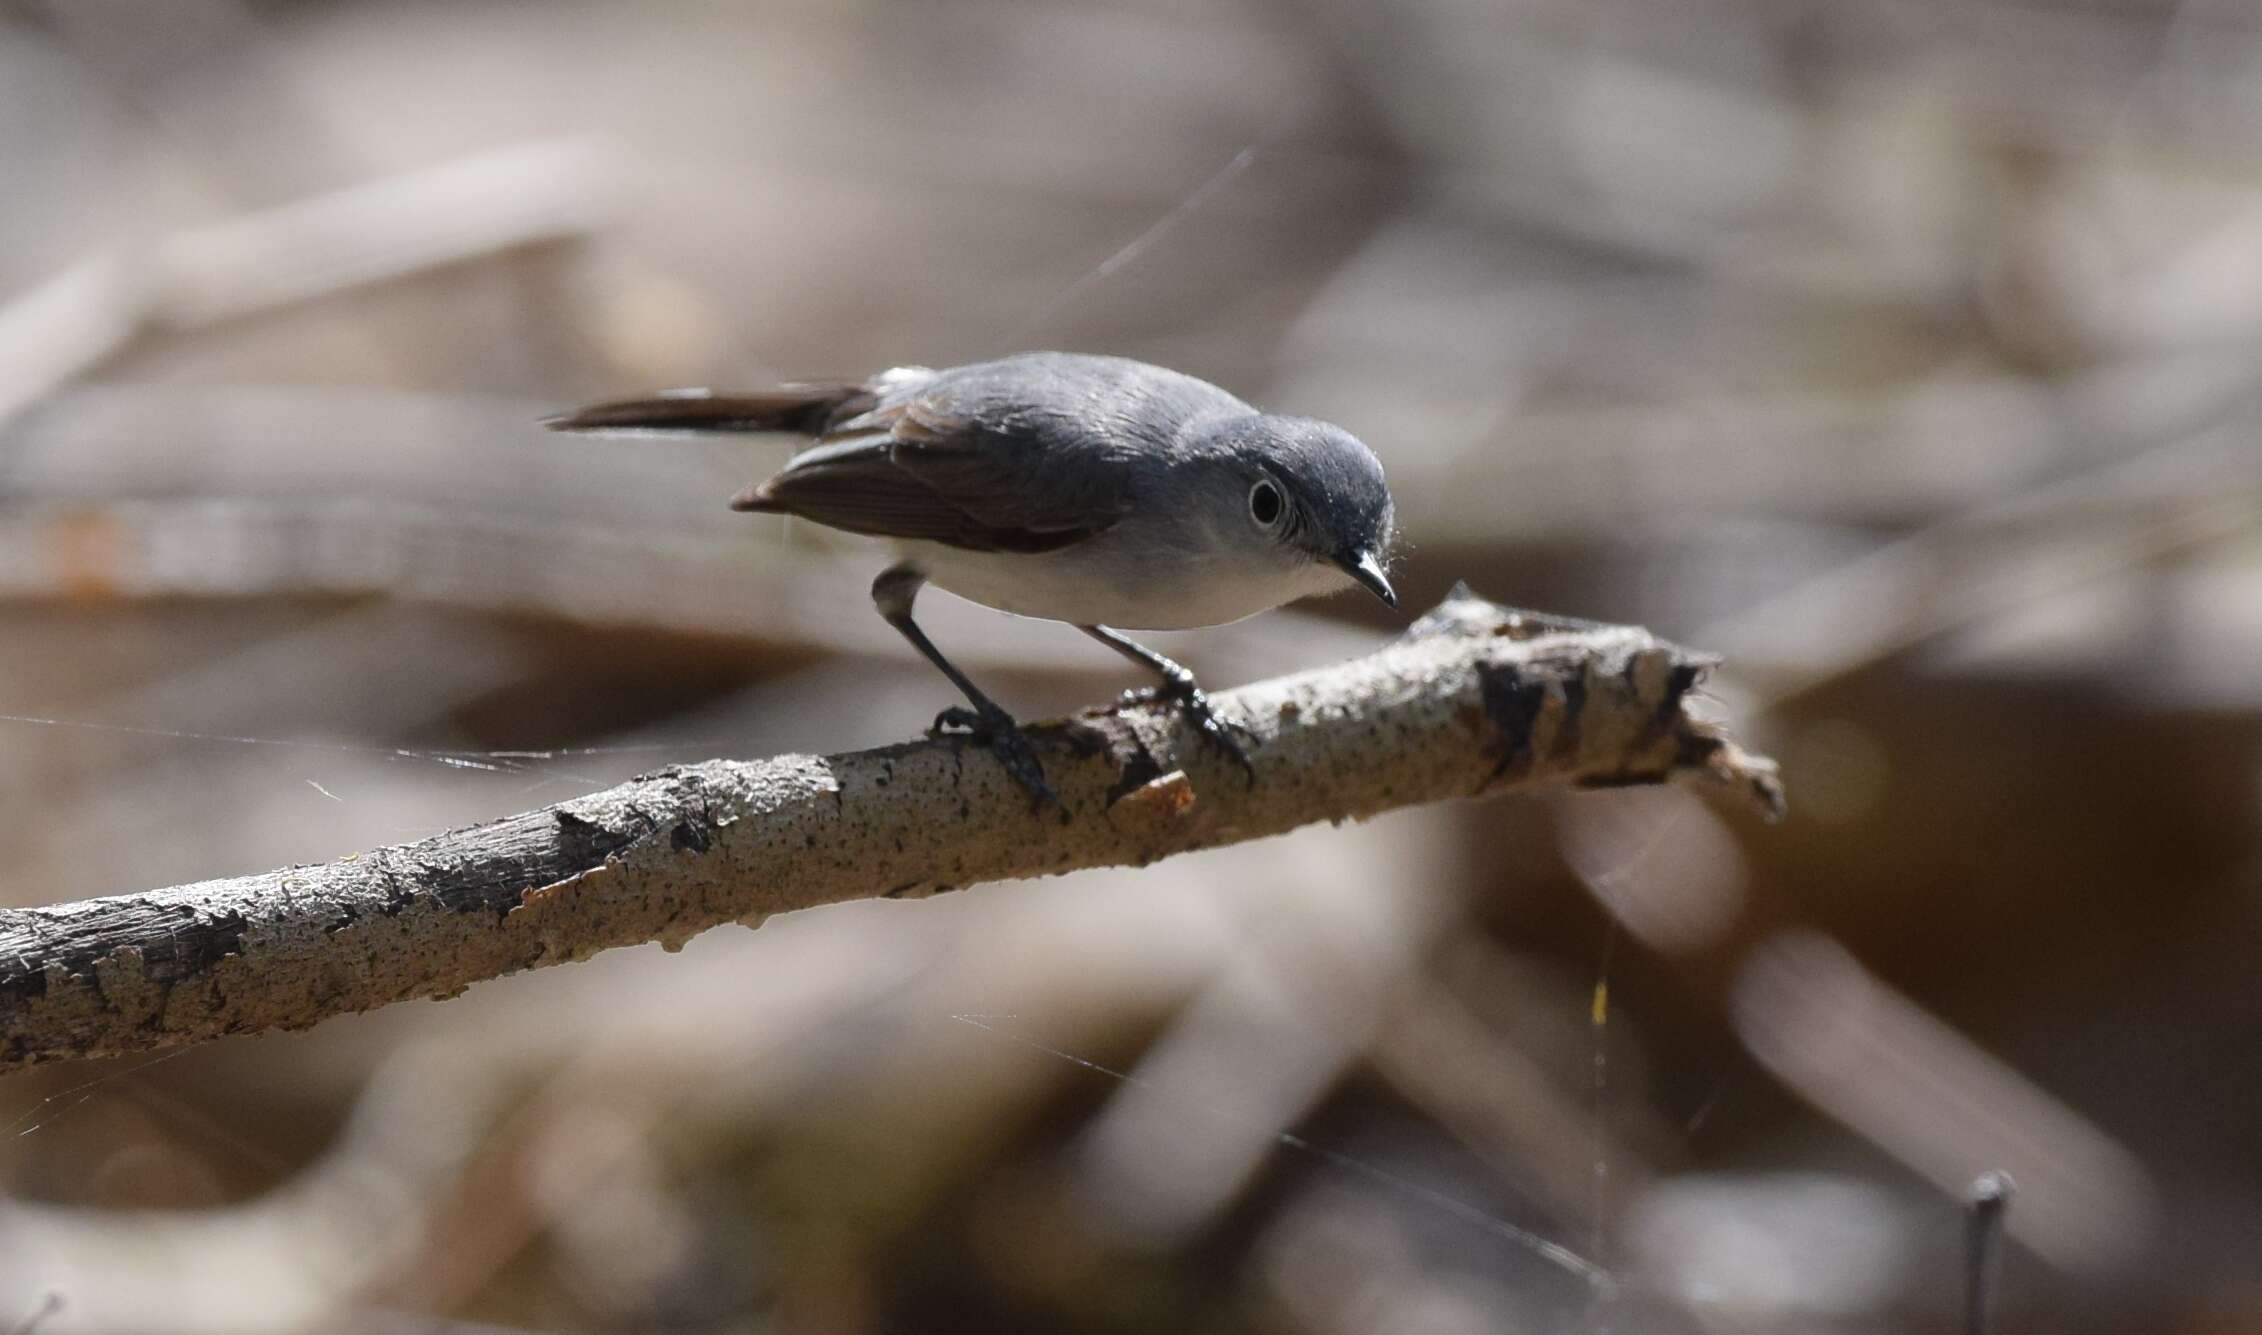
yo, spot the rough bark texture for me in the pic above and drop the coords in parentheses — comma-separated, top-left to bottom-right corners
(0, 588, 1780, 1072)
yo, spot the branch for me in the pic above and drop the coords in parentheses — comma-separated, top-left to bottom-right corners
(0, 588, 1780, 1072)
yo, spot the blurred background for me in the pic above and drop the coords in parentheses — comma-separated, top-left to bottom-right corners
(2, 0, 2260, 1330)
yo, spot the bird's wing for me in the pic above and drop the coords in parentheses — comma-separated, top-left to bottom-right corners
(731, 376, 1134, 555)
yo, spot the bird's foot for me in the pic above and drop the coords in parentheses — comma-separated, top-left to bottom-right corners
(1120, 676, 1258, 786)
(929, 704, 1061, 815)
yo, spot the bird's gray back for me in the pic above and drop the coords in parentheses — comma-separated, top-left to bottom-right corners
(881, 352, 1251, 462)
(751, 354, 1251, 555)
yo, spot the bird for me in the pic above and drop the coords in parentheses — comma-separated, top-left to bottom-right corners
(546, 351, 1400, 809)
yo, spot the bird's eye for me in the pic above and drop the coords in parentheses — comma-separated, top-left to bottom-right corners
(1248, 479, 1285, 529)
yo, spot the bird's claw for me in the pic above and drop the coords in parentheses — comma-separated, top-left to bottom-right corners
(929, 704, 1062, 816)
(1120, 679, 1259, 786)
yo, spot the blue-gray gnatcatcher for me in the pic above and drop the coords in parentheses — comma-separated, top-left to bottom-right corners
(548, 351, 1399, 807)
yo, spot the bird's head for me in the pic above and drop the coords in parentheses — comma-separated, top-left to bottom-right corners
(1187, 414, 1400, 609)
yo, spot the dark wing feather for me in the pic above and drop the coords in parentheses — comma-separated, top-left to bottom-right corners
(543, 385, 875, 435)
(733, 385, 1130, 554)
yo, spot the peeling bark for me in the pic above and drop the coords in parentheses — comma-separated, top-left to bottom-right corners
(0, 587, 1780, 1072)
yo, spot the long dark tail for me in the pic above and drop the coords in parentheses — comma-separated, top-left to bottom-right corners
(542, 384, 873, 437)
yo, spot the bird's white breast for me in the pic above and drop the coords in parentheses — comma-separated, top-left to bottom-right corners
(898, 531, 1352, 630)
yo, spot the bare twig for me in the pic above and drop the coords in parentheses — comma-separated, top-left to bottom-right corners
(1966, 1170, 2015, 1335)
(6, 1292, 63, 1335)
(0, 588, 1778, 1073)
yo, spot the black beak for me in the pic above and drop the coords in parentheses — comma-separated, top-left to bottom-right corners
(1338, 550, 1397, 608)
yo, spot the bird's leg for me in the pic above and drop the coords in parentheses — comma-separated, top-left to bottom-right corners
(1079, 625, 1256, 785)
(872, 564, 1059, 814)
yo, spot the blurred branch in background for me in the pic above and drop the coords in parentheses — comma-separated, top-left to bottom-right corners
(0, 141, 607, 429)
(0, 380, 1377, 676)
